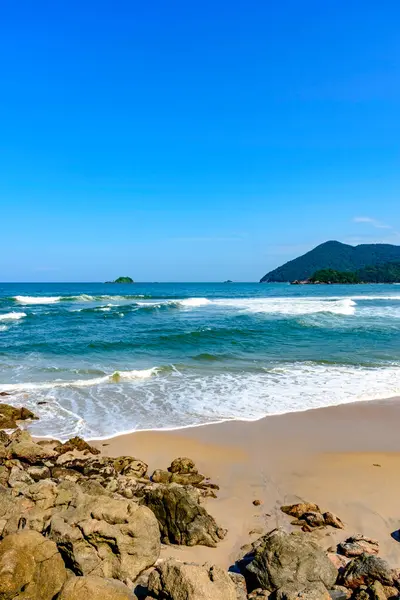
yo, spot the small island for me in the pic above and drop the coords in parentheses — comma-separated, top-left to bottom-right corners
(105, 276, 135, 284)
(291, 262, 400, 284)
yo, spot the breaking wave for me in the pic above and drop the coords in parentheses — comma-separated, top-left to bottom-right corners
(0, 366, 159, 393)
(14, 296, 61, 305)
(212, 297, 356, 316)
(0, 312, 27, 321)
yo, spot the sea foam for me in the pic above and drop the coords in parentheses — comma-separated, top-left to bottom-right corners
(179, 298, 211, 308)
(212, 297, 356, 316)
(6, 361, 400, 440)
(14, 296, 61, 304)
(0, 312, 27, 321)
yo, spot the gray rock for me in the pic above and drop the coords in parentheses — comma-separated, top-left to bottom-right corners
(341, 554, 394, 589)
(142, 483, 226, 547)
(245, 528, 337, 592)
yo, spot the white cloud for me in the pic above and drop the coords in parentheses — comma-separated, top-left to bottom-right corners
(353, 216, 392, 229)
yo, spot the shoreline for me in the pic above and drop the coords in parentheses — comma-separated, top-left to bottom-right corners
(91, 395, 400, 569)
(84, 392, 400, 442)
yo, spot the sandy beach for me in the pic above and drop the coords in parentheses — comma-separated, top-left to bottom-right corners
(94, 397, 400, 570)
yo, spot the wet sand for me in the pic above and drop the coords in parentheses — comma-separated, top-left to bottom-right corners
(94, 397, 400, 568)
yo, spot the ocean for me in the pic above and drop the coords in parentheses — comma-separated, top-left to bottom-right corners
(1, 282, 399, 440)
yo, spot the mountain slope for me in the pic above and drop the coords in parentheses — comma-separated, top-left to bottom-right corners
(260, 241, 400, 282)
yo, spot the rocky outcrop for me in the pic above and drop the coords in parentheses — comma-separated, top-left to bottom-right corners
(0, 530, 66, 600)
(8, 438, 57, 464)
(0, 403, 37, 429)
(58, 576, 136, 600)
(147, 559, 238, 600)
(340, 555, 395, 589)
(0, 476, 161, 583)
(338, 535, 380, 558)
(49, 482, 161, 581)
(142, 484, 226, 547)
(244, 528, 337, 594)
(55, 453, 148, 482)
(281, 503, 321, 518)
(151, 457, 218, 494)
(54, 437, 100, 456)
(0, 403, 37, 430)
(10, 428, 400, 600)
(281, 502, 344, 531)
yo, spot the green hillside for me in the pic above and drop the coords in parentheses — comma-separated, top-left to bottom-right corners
(260, 241, 400, 282)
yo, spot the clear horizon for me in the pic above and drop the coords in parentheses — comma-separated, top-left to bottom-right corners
(1, 1, 399, 282)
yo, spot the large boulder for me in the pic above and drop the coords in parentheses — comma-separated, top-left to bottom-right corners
(245, 528, 337, 593)
(0, 530, 66, 600)
(0, 404, 37, 429)
(49, 482, 160, 581)
(340, 554, 394, 589)
(147, 559, 237, 600)
(8, 439, 57, 465)
(142, 484, 226, 547)
(58, 576, 136, 600)
(0, 478, 161, 583)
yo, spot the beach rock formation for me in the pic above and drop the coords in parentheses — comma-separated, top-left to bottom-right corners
(54, 436, 101, 456)
(142, 483, 226, 547)
(338, 534, 380, 558)
(10, 428, 400, 599)
(244, 528, 337, 594)
(8, 438, 57, 464)
(340, 554, 395, 589)
(323, 512, 344, 529)
(281, 502, 321, 518)
(151, 457, 218, 493)
(49, 483, 161, 581)
(0, 530, 66, 600)
(0, 478, 161, 582)
(0, 403, 37, 429)
(147, 559, 237, 600)
(281, 502, 344, 531)
(58, 576, 136, 600)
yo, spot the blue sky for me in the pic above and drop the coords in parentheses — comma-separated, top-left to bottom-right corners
(1, 0, 399, 281)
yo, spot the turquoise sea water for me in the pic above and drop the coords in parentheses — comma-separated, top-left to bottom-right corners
(1, 282, 400, 440)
